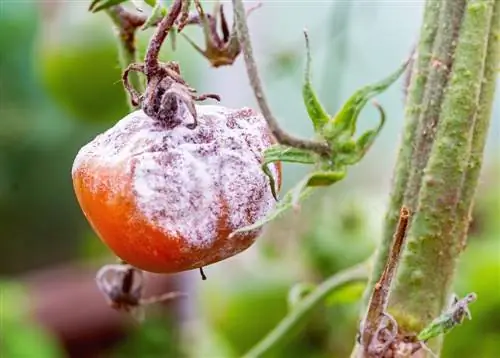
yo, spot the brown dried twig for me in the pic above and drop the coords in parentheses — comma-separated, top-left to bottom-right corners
(359, 206, 411, 357)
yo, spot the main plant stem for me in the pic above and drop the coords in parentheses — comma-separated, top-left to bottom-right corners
(362, 0, 442, 311)
(357, 0, 499, 356)
(389, 0, 494, 329)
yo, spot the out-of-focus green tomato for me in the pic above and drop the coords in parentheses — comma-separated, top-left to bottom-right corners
(35, 4, 203, 124)
(0, 4, 38, 105)
(35, 6, 129, 123)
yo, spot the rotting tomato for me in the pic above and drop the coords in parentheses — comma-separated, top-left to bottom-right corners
(72, 105, 281, 274)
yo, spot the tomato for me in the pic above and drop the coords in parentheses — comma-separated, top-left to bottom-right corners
(72, 105, 281, 273)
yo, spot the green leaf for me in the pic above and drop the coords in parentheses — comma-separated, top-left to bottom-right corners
(142, 1, 167, 30)
(262, 145, 317, 200)
(322, 59, 409, 141)
(89, 0, 128, 12)
(302, 31, 330, 133)
(417, 293, 477, 342)
(229, 166, 345, 237)
(289, 170, 345, 208)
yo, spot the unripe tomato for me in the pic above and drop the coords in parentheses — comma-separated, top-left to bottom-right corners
(35, 5, 128, 124)
(72, 105, 281, 273)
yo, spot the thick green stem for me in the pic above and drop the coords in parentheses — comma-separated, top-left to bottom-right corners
(454, 1, 500, 252)
(243, 264, 368, 358)
(403, 0, 466, 211)
(362, 0, 442, 310)
(388, 0, 494, 337)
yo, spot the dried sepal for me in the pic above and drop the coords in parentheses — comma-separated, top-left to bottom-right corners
(180, 0, 261, 67)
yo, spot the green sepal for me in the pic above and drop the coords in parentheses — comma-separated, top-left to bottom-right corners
(289, 169, 346, 208)
(142, 1, 167, 30)
(89, 0, 128, 12)
(322, 59, 409, 141)
(302, 32, 330, 133)
(262, 144, 317, 200)
(340, 102, 387, 165)
(355, 101, 386, 156)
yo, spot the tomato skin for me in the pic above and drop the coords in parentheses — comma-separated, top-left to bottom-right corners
(72, 105, 281, 273)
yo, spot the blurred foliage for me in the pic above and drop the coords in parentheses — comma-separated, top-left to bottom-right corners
(0, 280, 65, 358)
(109, 312, 185, 358)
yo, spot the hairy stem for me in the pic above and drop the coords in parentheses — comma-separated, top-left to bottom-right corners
(362, 0, 442, 310)
(455, 1, 500, 252)
(403, 0, 466, 211)
(389, 0, 494, 338)
(232, 0, 330, 156)
(243, 264, 369, 358)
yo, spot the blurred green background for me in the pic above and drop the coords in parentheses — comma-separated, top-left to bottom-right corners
(0, 1, 498, 358)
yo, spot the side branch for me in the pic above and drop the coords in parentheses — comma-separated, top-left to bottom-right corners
(232, 0, 330, 156)
(244, 264, 369, 358)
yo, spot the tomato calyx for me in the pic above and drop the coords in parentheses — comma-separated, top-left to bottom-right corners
(122, 0, 220, 129)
